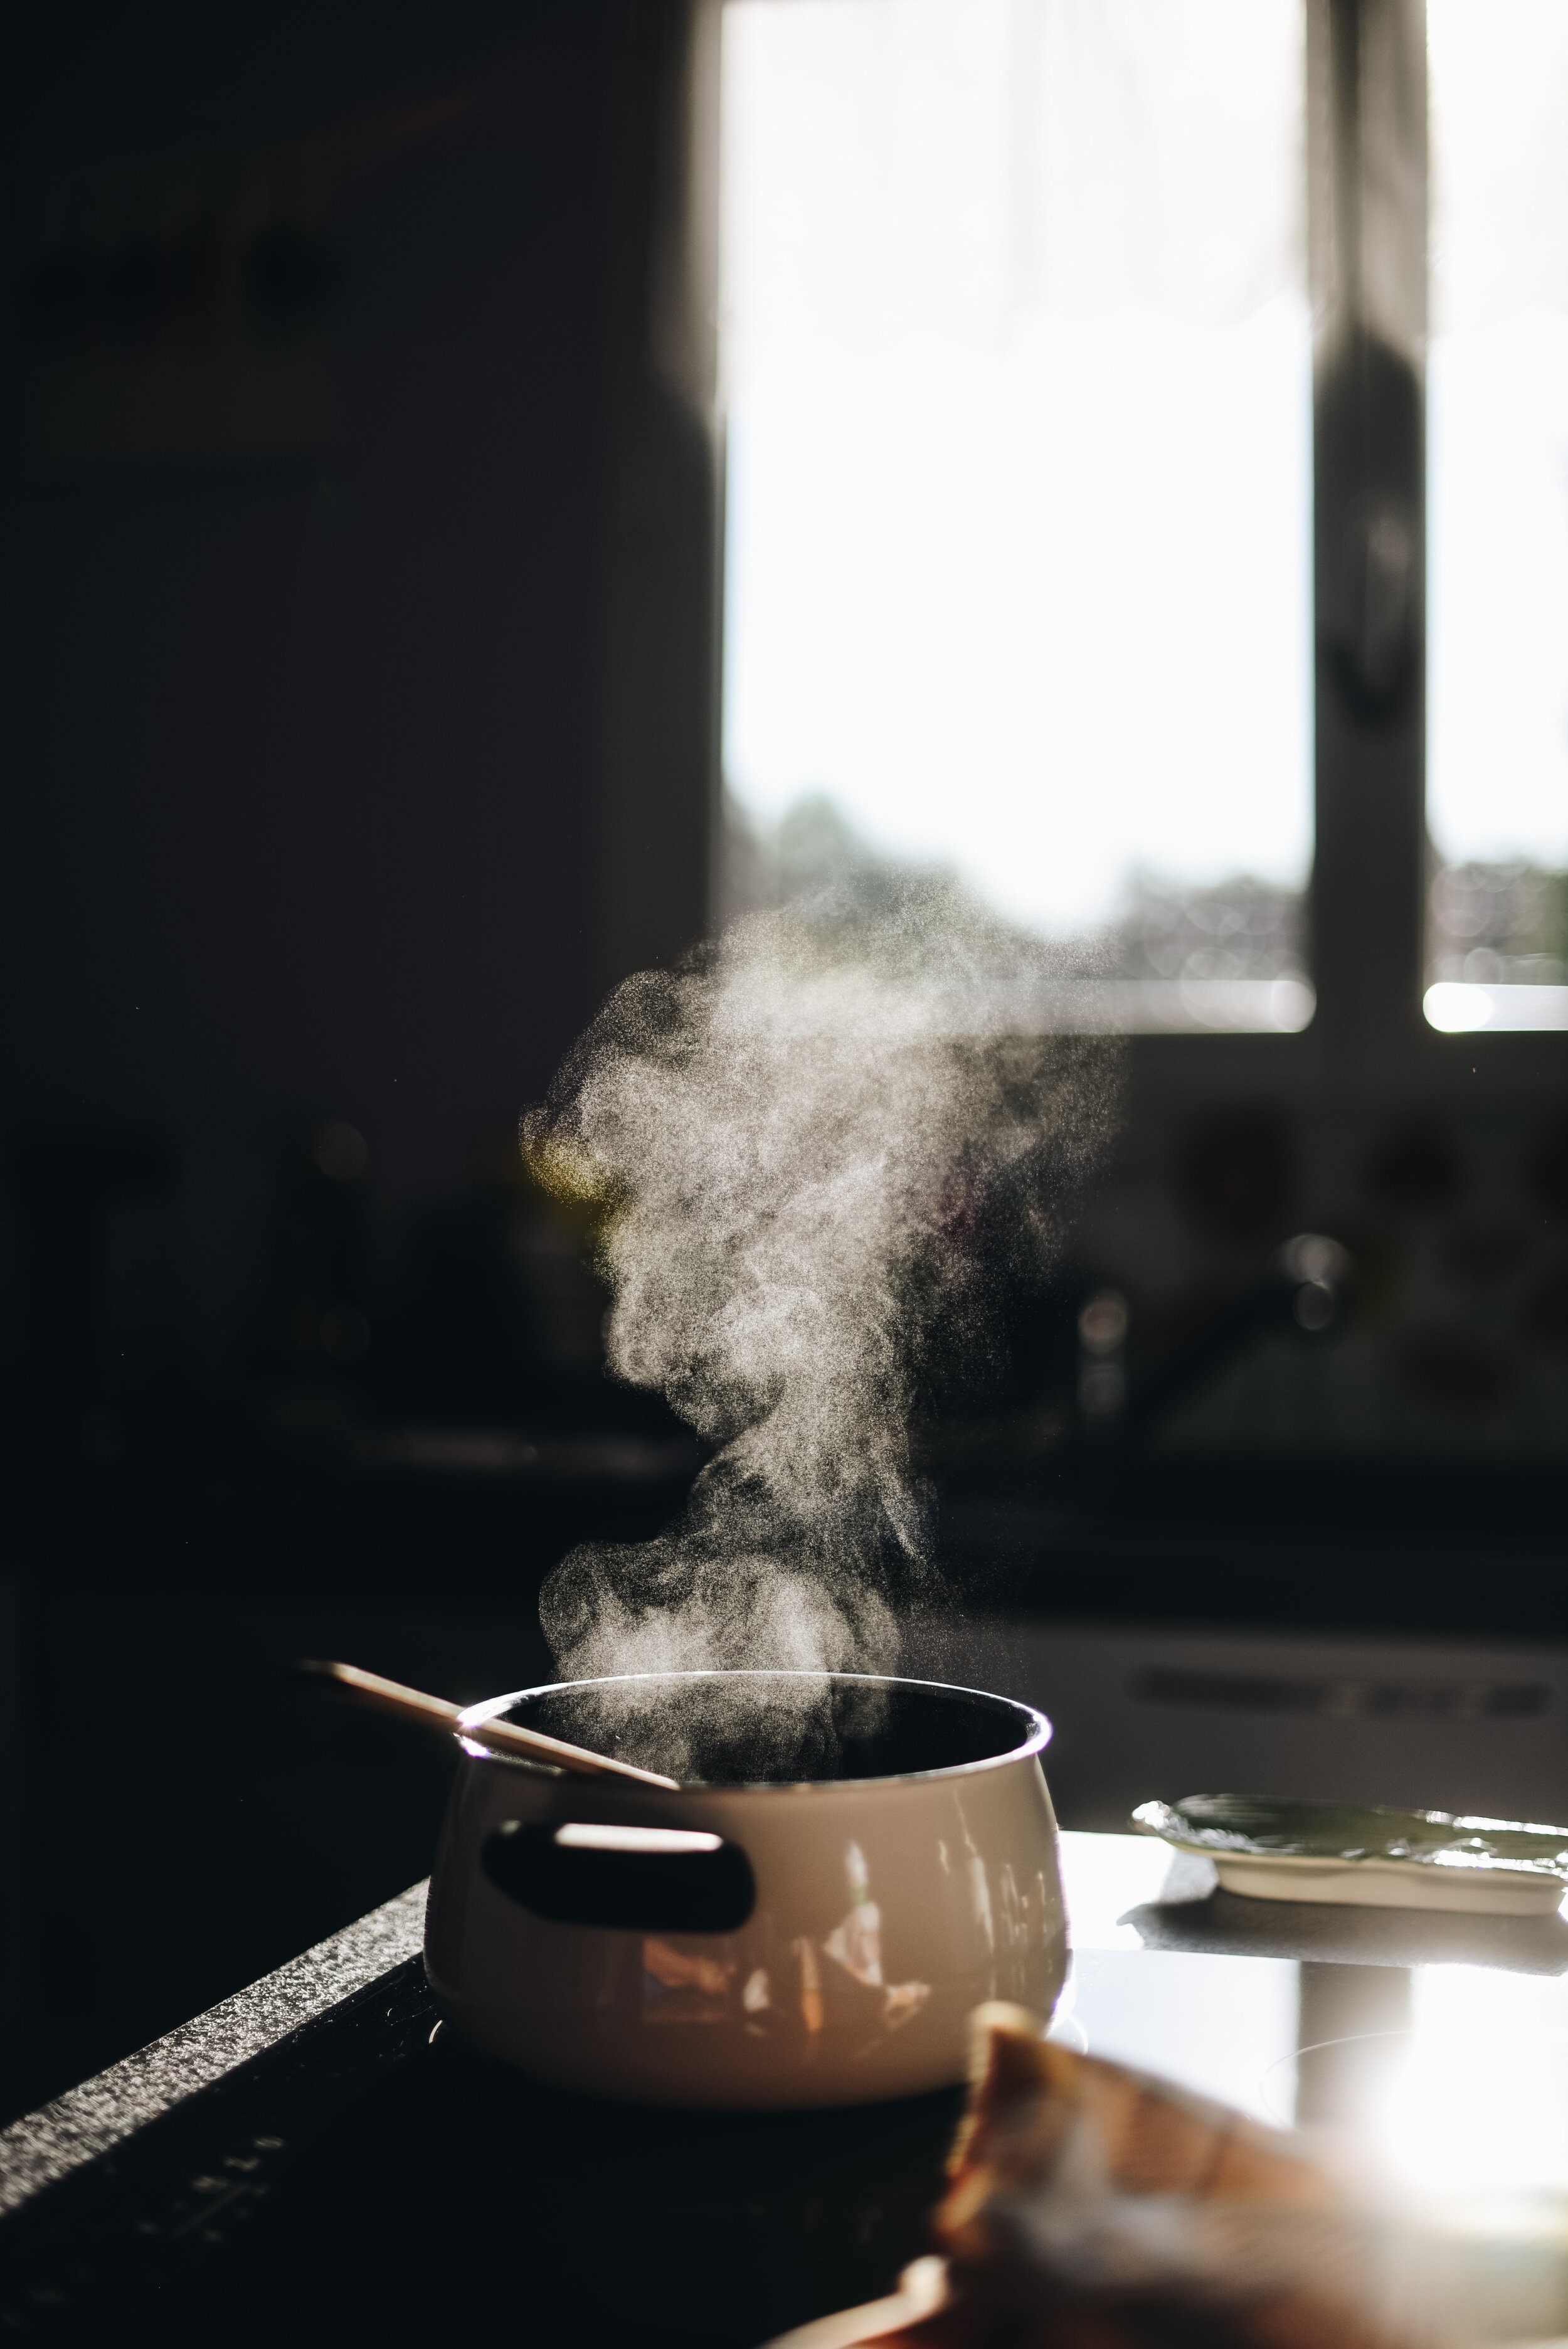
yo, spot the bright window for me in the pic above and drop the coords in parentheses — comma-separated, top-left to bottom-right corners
(1424, 0, 1568, 1035)
(719, 0, 1313, 1034)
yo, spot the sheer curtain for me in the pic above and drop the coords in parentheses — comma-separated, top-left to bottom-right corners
(1427, 1, 1568, 893)
(719, 0, 1310, 989)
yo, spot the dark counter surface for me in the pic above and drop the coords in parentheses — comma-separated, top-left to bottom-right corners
(0, 1876, 963, 2348)
(8, 1835, 1568, 2347)
(0, 1884, 430, 2220)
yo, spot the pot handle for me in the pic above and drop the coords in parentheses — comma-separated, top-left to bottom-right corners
(482, 1819, 756, 1933)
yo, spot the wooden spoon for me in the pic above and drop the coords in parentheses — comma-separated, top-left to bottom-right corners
(299, 1660, 681, 1790)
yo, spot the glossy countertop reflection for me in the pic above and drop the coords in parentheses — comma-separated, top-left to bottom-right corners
(1057, 1832, 1301, 2123)
(1058, 1828, 1568, 2208)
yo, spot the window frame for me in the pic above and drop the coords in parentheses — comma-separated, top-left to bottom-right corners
(652, 0, 1564, 1108)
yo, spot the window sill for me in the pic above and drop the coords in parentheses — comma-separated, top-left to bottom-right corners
(1423, 984, 1568, 1034)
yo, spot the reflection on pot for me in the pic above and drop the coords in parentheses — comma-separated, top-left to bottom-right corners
(825, 1843, 882, 1986)
(642, 1937, 734, 2023)
(822, 1841, 931, 2034)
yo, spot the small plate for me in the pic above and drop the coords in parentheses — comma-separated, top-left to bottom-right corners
(1132, 1795, 1568, 1916)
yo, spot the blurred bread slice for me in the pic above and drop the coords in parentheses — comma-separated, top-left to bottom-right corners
(768, 2009, 1429, 2349)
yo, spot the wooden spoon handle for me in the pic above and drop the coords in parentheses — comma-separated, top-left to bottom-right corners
(300, 1660, 681, 1790)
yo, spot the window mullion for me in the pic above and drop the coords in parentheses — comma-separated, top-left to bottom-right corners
(1307, 0, 1429, 1078)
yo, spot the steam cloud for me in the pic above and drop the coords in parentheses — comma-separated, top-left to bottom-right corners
(526, 880, 1117, 1778)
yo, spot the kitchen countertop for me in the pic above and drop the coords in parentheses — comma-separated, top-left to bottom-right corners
(6, 1833, 1568, 2347)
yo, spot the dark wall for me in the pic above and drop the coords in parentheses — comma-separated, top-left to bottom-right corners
(7, 3, 595, 1134)
(0, 0, 718, 2120)
(0, 0, 716, 1423)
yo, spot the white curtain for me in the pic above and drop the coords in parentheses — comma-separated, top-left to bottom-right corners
(1429, 0, 1568, 334)
(718, 0, 1312, 936)
(721, 0, 1303, 400)
(1427, 0, 1568, 872)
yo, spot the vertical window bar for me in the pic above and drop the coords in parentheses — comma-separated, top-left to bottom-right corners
(1308, 0, 1429, 1068)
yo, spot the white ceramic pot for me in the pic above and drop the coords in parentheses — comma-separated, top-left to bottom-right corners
(424, 1669, 1067, 2109)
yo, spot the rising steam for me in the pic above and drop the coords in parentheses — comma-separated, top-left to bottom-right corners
(525, 879, 1117, 1778)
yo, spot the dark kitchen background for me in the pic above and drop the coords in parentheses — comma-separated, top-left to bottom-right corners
(2, 0, 1565, 2128)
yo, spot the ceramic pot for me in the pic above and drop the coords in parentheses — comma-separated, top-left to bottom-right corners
(423, 1668, 1066, 2109)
